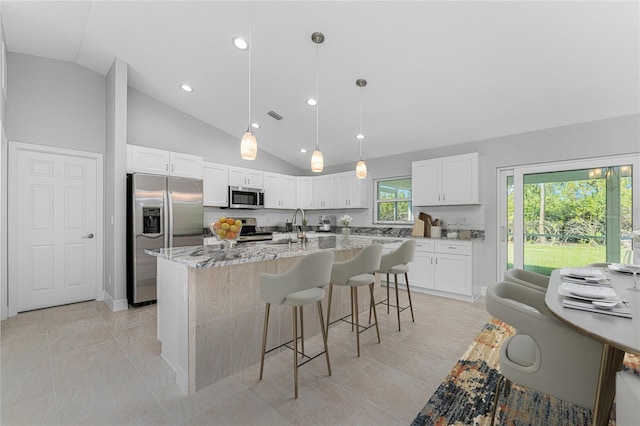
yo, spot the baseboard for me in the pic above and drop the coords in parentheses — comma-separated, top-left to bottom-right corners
(480, 286, 487, 296)
(103, 292, 129, 312)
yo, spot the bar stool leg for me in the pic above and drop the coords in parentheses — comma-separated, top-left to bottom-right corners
(369, 283, 380, 343)
(394, 274, 401, 331)
(354, 286, 361, 357)
(317, 300, 331, 376)
(259, 303, 270, 380)
(350, 287, 355, 332)
(405, 272, 415, 322)
(300, 305, 305, 355)
(292, 306, 299, 399)
(325, 284, 333, 336)
(386, 273, 390, 314)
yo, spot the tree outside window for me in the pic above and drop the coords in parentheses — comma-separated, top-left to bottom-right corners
(375, 177, 413, 223)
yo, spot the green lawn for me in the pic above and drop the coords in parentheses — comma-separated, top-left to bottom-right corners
(508, 243, 606, 276)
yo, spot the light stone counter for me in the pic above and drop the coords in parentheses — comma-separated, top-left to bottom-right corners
(145, 236, 401, 395)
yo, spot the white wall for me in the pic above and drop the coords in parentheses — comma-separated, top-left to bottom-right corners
(127, 88, 304, 175)
(0, 15, 7, 320)
(6, 53, 105, 153)
(328, 114, 640, 292)
(104, 58, 128, 311)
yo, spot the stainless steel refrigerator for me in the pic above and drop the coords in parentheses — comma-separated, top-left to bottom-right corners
(126, 173, 203, 306)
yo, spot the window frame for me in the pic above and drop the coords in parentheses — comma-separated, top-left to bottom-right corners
(373, 175, 414, 225)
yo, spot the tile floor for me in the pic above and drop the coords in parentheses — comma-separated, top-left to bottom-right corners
(1, 290, 490, 425)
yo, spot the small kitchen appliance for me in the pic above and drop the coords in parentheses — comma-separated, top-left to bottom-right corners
(318, 215, 334, 232)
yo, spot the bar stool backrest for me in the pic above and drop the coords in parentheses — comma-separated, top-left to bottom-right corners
(330, 244, 383, 286)
(378, 240, 417, 273)
(260, 251, 335, 305)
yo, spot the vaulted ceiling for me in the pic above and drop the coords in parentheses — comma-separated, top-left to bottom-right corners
(3, 1, 638, 170)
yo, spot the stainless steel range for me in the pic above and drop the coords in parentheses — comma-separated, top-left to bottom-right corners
(237, 218, 273, 243)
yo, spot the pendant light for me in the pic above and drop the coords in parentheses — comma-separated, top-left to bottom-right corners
(310, 32, 325, 172)
(355, 78, 367, 179)
(240, 5, 257, 160)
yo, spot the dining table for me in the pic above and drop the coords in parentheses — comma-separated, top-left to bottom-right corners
(545, 267, 640, 426)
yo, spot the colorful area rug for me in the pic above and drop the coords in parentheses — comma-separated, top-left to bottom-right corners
(411, 318, 640, 426)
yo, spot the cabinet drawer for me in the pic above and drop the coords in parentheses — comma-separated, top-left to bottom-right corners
(414, 239, 435, 252)
(435, 240, 471, 255)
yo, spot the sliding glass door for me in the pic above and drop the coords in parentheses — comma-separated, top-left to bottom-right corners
(498, 155, 639, 277)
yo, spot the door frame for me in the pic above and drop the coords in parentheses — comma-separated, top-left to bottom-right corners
(496, 168, 514, 281)
(497, 154, 639, 277)
(8, 142, 104, 317)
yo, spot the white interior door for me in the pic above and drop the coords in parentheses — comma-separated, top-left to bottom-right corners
(9, 143, 102, 313)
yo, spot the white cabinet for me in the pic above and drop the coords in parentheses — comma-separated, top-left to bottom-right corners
(380, 238, 476, 302)
(412, 152, 480, 206)
(127, 145, 203, 179)
(312, 175, 335, 209)
(334, 172, 368, 208)
(263, 172, 297, 209)
(433, 240, 473, 297)
(203, 162, 228, 207)
(297, 177, 314, 209)
(228, 166, 263, 189)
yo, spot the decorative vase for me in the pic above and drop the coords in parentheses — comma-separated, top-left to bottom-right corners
(341, 227, 350, 240)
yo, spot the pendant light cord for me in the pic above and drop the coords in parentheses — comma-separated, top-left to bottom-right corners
(248, 3, 252, 128)
(315, 40, 319, 151)
(359, 87, 363, 159)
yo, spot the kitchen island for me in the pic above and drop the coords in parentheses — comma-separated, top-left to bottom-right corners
(146, 235, 400, 394)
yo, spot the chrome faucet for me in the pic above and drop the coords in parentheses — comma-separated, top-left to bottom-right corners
(291, 208, 306, 239)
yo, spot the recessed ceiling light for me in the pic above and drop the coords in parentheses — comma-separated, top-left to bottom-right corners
(300, 148, 308, 153)
(306, 98, 317, 106)
(251, 122, 260, 129)
(180, 84, 193, 93)
(356, 134, 365, 140)
(233, 37, 249, 50)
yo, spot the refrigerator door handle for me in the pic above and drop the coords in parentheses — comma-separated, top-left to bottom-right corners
(163, 192, 169, 248)
(167, 192, 174, 248)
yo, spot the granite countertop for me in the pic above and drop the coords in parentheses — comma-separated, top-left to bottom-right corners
(145, 235, 403, 269)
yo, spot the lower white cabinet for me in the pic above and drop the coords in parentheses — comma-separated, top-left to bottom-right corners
(379, 238, 477, 302)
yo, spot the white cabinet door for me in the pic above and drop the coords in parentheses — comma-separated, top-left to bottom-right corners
(297, 177, 313, 209)
(169, 152, 203, 179)
(262, 173, 281, 208)
(412, 159, 440, 206)
(203, 162, 228, 207)
(412, 153, 480, 206)
(348, 173, 367, 208)
(409, 251, 435, 289)
(441, 153, 479, 205)
(434, 254, 472, 295)
(263, 173, 297, 209)
(334, 172, 349, 208)
(312, 175, 335, 209)
(128, 145, 170, 175)
(280, 175, 297, 209)
(228, 166, 263, 189)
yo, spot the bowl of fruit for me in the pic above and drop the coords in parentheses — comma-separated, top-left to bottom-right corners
(210, 217, 243, 249)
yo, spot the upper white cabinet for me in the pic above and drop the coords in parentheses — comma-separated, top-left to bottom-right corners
(312, 175, 335, 209)
(334, 171, 368, 208)
(203, 162, 229, 207)
(228, 166, 263, 189)
(412, 152, 480, 206)
(127, 145, 203, 179)
(263, 172, 297, 209)
(296, 177, 313, 209)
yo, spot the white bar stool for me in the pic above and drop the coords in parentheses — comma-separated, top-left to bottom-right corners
(259, 251, 334, 399)
(325, 244, 383, 357)
(373, 239, 416, 331)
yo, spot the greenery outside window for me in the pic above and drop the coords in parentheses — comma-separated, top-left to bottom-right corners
(375, 177, 413, 224)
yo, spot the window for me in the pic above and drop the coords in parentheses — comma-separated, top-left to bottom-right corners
(375, 177, 413, 223)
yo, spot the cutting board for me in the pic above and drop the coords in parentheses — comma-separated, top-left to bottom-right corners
(418, 213, 432, 237)
(411, 219, 425, 237)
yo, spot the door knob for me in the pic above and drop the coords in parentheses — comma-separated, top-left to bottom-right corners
(83, 233, 94, 239)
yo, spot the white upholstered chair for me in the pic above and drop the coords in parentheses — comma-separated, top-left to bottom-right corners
(259, 251, 334, 399)
(326, 244, 383, 357)
(616, 370, 640, 426)
(486, 281, 603, 423)
(503, 268, 550, 292)
(373, 239, 416, 331)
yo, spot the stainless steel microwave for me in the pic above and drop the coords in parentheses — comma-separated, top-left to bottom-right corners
(227, 186, 264, 209)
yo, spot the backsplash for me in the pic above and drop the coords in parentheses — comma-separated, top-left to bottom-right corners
(204, 206, 485, 240)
